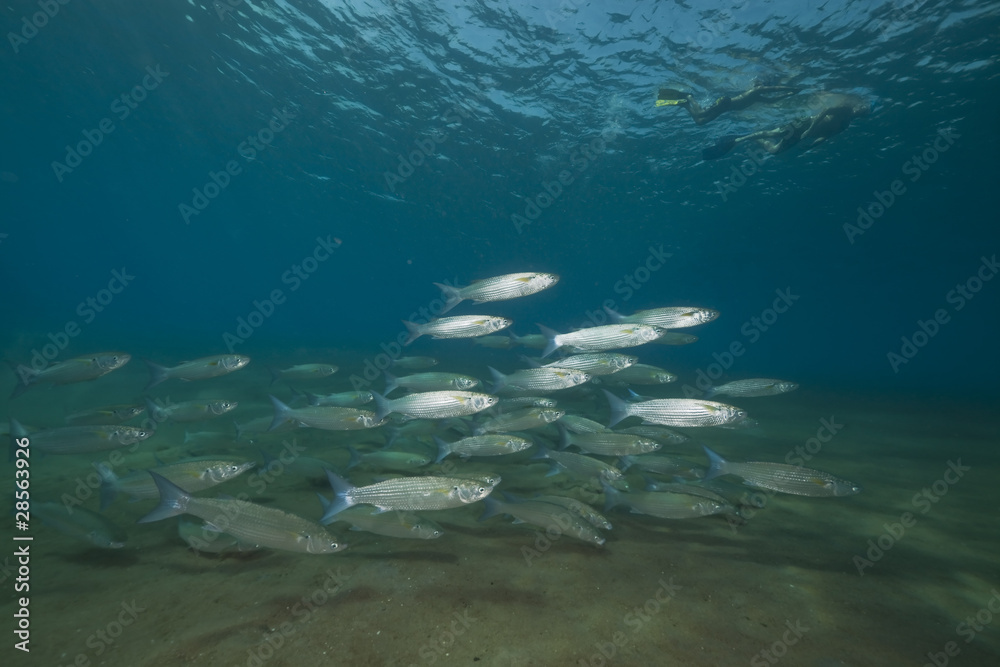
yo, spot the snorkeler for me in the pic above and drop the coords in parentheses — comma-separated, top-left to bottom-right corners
(656, 84, 800, 125)
(700, 93, 872, 160)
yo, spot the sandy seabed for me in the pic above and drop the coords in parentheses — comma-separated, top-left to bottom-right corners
(3, 363, 999, 667)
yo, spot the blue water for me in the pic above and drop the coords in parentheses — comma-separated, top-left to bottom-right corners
(3, 2, 1000, 666)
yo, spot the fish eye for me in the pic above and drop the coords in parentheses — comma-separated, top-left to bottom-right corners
(478, 487, 486, 493)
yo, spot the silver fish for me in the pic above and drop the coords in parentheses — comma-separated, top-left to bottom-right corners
(542, 353, 637, 376)
(269, 395, 382, 431)
(565, 432, 661, 456)
(33, 502, 127, 549)
(619, 454, 705, 479)
(436, 272, 559, 313)
(433, 434, 533, 462)
(96, 457, 256, 508)
(474, 407, 564, 435)
(604, 391, 746, 428)
(403, 316, 512, 344)
(9, 352, 130, 398)
(144, 354, 250, 389)
(538, 323, 667, 357)
(325, 507, 443, 540)
(488, 367, 590, 394)
(178, 518, 260, 554)
(139, 472, 345, 554)
(145, 398, 238, 423)
(534, 446, 624, 484)
(479, 495, 605, 546)
(392, 356, 439, 370)
(531, 495, 613, 530)
(65, 404, 145, 425)
(616, 425, 689, 445)
(703, 378, 799, 399)
(269, 363, 339, 383)
(606, 305, 719, 329)
(560, 415, 610, 435)
(602, 363, 677, 385)
(307, 390, 374, 407)
(497, 396, 558, 411)
(347, 446, 431, 471)
(373, 390, 497, 421)
(16, 421, 151, 455)
(602, 480, 728, 519)
(384, 371, 480, 395)
(704, 447, 861, 497)
(321, 471, 498, 521)
(652, 332, 699, 345)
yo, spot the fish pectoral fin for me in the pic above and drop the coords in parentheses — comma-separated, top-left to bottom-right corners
(202, 522, 224, 533)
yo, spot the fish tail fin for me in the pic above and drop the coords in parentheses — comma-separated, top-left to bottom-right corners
(315, 492, 333, 517)
(143, 396, 168, 425)
(94, 463, 119, 511)
(401, 321, 423, 346)
(487, 366, 507, 394)
(267, 395, 294, 431)
(306, 392, 321, 407)
(432, 436, 451, 464)
(617, 456, 633, 472)
(433, 282, 463, 314)
(599, 478, 622, 512)
(137, 471, 192, 523)
(6, 360, 36, 399)
(517, 353, 541, 369)
(258, 448, 277, 474)
(321, 469, 356, 522)
(371, 391, 392, 423)
(383, 371, 399, 395)
(143, 358, 170, 390)
(603, 305, 625, 323)
(557, 423, 573, 450)
(602, 390, 630, 427)
(346, 445, 361, 470)
(701, 387, 718, 399)
(267, 366, 281, 386)
(702, 446, 727, 481)
(477, 496, 503, 521)
(537, 324, 561, 358)
(233, 419, 245, 442)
